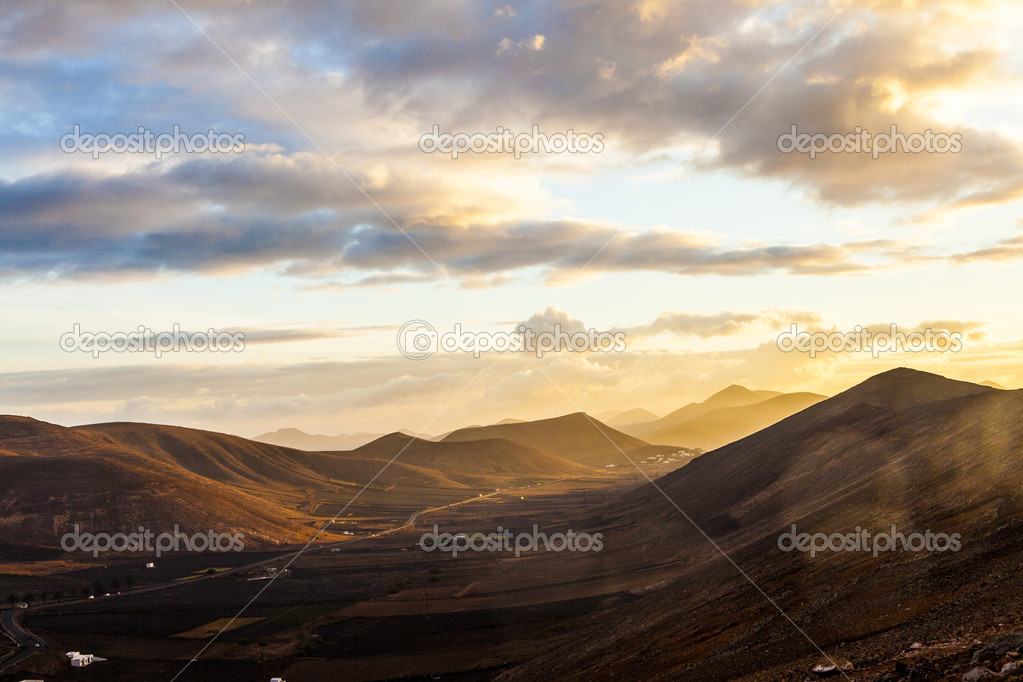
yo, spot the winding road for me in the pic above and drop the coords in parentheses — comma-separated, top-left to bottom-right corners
(0, 470, 618, 672)
(0, 607, 46, 670)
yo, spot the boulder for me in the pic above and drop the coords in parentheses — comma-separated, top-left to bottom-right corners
(811, 657, 854, 677)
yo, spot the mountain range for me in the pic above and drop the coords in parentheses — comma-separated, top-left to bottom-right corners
(3, 368, 1021, 680)
(254, 385, 826, 458)
(252, 427, 421, 451)
(0, 412, 667, 549)
(442, 411, 662, 467)
(504, 369, 1023, 679)
(616, 384, 827, 450)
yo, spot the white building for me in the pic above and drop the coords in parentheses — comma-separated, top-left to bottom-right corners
(66, 651, 105, 667)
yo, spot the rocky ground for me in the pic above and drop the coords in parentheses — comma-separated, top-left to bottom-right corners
(800, 627, 1023, 681)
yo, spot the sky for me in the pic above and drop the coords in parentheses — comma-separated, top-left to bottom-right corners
(1, 0, 1021, 438)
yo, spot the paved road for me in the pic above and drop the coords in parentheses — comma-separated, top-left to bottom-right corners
(0, 607, 46, 671)
(0, 485, 507, 672)
(0, 470, 621, 672)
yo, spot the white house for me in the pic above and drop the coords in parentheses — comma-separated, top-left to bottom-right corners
(66, 651, 105, 667)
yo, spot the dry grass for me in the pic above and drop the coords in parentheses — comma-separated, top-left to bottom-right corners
(171, 617, 264, 639)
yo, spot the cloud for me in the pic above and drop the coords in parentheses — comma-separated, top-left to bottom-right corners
(655, 35, 726, 78)
(624, 309, 823, 339)
(3, 0, 1023, 286)
(5, 0, 1021, 214)
(1, 154, 1015, 283)
(495, 34, 545, 57)
(2, 310, 1015, 437)
(950, 235, 1023, 264)
(238, 325, 390, 344)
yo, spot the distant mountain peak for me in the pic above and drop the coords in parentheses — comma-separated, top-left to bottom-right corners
(260, 427, 315, 437)
(713, 384, 755, 397)
(440, 412, 651, 466)
(358, 431, 420, 449)
(605, 408, 661, 428)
